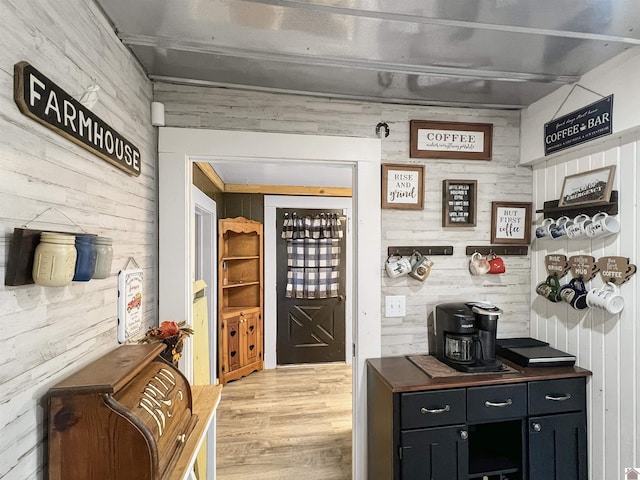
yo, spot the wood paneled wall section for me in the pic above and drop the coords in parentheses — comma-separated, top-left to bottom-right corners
(155, 83, 532, 355)
(531, 136, 640, 478)
(0, 1, 156, 478)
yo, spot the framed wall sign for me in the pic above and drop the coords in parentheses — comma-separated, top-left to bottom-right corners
(442, 179, 477, 227)
(381, 164, 424, 210)
(558, 165, 616, 207)
(491, 202, 532, 245)
(410, 120, 493, 160)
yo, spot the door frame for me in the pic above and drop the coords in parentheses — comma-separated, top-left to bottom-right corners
(158, 127, 381, 480)
(192, 185, 217, 476)
(264, 196, 353, 368)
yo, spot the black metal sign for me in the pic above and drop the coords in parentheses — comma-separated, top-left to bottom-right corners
(13, 61, 141, 176)
(544, 95, 613, 156)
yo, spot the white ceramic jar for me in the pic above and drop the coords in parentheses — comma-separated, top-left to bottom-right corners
(32, 232, 77, 286)
(92, 236, 113, 279)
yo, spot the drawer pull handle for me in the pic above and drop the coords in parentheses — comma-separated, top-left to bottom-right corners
(484, 399, 512, 408)
(421, 405, 450, 414)
(545, 393, 572, 402)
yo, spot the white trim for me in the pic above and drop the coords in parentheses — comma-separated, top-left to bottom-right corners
(158, 127, 381, 480)
(264, 195, 353, 369)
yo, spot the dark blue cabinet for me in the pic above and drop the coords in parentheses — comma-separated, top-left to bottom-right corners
(401, 426, 468, 480)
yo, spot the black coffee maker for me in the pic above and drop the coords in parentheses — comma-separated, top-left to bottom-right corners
(433, 302, 503, 373)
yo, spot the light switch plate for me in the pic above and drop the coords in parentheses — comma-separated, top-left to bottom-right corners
(385, 295, 406, 317)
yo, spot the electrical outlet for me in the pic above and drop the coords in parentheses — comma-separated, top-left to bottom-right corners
(385, 295, 406, 317)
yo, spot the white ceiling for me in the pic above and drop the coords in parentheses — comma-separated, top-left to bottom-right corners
(206, 159, 353, 187)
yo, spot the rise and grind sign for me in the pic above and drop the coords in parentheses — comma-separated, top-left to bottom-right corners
(14, 62, 141, 176)
(544, 95, 613, 156)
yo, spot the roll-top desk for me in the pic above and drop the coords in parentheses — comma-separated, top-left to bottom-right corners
(47, 343, 222, 480)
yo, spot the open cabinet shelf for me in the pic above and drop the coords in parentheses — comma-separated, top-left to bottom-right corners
(218, 217, 264, 385)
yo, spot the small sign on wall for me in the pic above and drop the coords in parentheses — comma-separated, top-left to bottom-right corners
(381, 164, 424, 210)
(442, 180, 477, 227)
(491, 202, 532, 245)
(118, 268, 143, 343)
(544, 95, 613, 156)
(410, 120, 493, 160)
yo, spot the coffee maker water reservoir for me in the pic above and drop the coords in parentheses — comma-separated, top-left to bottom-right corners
(433, 302, 504, 373)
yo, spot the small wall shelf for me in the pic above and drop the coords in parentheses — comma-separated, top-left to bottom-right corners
(535, 190, 618, 218)
(466, 245, 529, 256)
(388, 246, 454, 257)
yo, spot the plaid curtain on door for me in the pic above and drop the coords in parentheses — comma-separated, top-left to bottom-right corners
(282, 213, 343, 299)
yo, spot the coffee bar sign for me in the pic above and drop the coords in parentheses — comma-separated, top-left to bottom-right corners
(14, 62, 141, 176)
(544, 95, 613, 156)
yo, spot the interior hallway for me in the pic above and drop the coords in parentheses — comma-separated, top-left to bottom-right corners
(216, 363, 352, 480)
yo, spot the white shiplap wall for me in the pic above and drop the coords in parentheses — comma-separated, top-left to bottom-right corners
(154, 83, 532, 356)
(0, 1, 156, 478)
(530, 135, 640, 479)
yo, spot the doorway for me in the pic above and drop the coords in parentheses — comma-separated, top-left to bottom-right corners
(158, 128, 381, 479)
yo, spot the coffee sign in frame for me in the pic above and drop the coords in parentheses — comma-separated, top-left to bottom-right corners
(558, 165, 616, 208)
(381, 164, 424, 210)
(491, 201, 532, 245)
(442, 179, 477, 227)
(410, 120, 493, 160)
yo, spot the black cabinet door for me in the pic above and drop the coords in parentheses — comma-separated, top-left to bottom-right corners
(529, 412, 587, 480)
(401, 425, 468, 480)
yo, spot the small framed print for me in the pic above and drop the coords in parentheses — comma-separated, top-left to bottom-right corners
(442, 180, 477, 227)
(381, 164, 424, 210)
(410, 120, 493, 160)
(558, 166, 616, 208)
(491, 202, 532, 245)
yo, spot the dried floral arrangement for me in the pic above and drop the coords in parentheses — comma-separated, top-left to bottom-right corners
(139, 320, 194, 366)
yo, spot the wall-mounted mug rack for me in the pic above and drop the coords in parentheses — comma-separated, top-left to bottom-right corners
(465, 245, 529, 256)
(388, 246, 454, 257)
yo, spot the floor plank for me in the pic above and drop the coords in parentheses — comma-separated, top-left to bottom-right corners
(216, 364, 352, 479)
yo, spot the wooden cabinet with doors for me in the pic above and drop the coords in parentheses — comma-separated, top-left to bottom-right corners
(218, 217, 264, 385)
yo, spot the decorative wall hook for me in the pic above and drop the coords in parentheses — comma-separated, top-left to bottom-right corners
(375, 122, 390, 138)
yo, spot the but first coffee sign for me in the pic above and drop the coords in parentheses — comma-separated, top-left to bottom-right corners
(14, 61, 141, 176)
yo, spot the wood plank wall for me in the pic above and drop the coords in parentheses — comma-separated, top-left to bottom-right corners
(531, 136, 640, 478)
(0, 1, 156, 478)
(154, 83, 532, 356)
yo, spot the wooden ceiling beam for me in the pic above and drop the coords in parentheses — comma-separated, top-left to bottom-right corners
(224, 184, 352, 197)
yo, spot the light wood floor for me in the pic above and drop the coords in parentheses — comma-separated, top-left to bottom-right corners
(216, 363, 352, 480)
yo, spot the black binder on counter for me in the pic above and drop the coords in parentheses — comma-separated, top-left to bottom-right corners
(496, 337, 576, 368)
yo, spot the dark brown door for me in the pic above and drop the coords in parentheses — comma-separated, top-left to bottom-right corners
(276, 208, 346, 365)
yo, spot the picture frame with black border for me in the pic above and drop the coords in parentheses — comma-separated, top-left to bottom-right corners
(442, 179, 477, 227)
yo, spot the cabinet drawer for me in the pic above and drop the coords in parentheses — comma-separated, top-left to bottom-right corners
(528, 377, 586, 415)
(467, 383, 527, 422)
(401, 389, 466, 429)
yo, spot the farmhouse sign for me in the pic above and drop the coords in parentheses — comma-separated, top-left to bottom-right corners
(544, 95, 613, 156)
(14, 61, 141, 176)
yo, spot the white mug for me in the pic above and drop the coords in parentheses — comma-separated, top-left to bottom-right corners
(535, 218, 556, 239)
(385, 255, 412, 278)
(565, 214, 592, 239)
(586, 281, 625, 314)
(550, 216, 571, 239)
(585, 212, 620, 238)
(469, 252, 490, 276)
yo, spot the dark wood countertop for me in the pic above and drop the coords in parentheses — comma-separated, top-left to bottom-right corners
(367, 356, 592, 393)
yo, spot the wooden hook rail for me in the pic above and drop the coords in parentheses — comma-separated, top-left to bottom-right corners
(388, 246, 454, 257)
(466, 245, 529, 256)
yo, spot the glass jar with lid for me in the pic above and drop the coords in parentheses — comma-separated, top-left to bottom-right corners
(92, 236, 113, 279)
(73, 234, 97, 281)
(32, 232, 77, 286)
